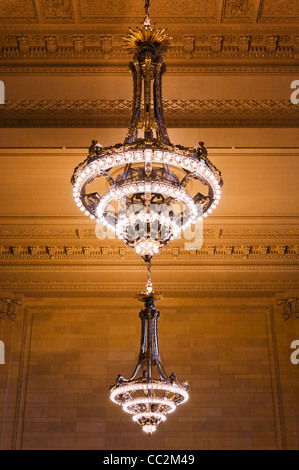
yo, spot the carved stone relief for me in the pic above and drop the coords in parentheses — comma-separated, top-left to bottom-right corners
(41, 0, 74, 22)
(73, 35, 85, 53)
(0, 298, 22, 321)
(211, 35, 224, 52)
(0, 243, 298, 260)
(277, 298, 299, 320)
(45, 35, 58, 53)
(222, 0, 256, 21)
(17, 36, 30, 53)
(183, 35, 195, 57)
(101, 35, 113, 55)
(265, 35, 278, 52)
(238, 35, 251, 52)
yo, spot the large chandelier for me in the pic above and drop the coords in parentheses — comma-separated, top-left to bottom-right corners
(110, 261, 189, 436)
(71, 0, 223, 435)
(71, 1, 223, 261)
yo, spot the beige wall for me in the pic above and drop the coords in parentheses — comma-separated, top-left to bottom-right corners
(1, 295, 298, 450)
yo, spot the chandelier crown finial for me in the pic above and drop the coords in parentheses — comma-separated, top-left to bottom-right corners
(143, 0, 151, 30)
(122, 26, 172, 55)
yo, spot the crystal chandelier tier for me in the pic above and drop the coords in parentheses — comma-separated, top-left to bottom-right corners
(71, 0, 223, 260)
(110, 261, 189, 436)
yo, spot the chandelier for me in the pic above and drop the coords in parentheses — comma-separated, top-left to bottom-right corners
(110, 260, 189, 436)
(71, 1, 223, 261)
(71, 0, 223, 435)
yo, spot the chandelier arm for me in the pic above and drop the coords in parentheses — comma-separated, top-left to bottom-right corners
(102, 170, 116, 187)
(146, 301, 153, 382)
(117, 307, 147, 383)
(144, 52, 153, 142)
(153, 62, 170, 144)
(153, 311, 169, 382)
(164, 164, 179, 185)
(157, 359, 170, 382)
(125, 62, 143, 144)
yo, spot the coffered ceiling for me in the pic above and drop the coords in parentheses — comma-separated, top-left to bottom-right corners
(0, 0, 299, 24)
(0, 0, 299, 70)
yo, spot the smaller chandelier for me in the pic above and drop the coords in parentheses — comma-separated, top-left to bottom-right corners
(110, 261, 189, 435)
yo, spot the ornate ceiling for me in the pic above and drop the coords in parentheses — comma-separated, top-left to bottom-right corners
(0, 0, 299, 70)
(1, 0, 299, 24)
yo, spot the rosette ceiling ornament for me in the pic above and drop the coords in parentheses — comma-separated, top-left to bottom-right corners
(71, 1, 223, 261)
(71, 0, 224, 435)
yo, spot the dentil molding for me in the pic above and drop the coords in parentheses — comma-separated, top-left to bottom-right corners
(1, 279, 299, 293)
(0, 244, 298, 261)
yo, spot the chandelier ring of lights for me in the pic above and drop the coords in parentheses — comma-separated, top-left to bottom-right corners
(73, 149, 222, 249)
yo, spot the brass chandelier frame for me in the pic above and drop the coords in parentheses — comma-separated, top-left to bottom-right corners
(110, 260, 189, 436)
(70, 0, 224, 436)
(71, 0, 223, 260)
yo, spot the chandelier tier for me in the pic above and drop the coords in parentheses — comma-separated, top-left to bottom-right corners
(110, 261, 189, 436)
(71, 1, 223, 260)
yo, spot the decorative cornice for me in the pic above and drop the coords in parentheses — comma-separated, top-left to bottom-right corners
(2, 98, 298, 114)
(0, 265, 298, 273)
(0, 31, 299, 67)
(1, 280, 298, 293)
(0, 244, 298, 261)
(0, 226, 298, 241)
(1, 99, 298, 128)
(0, 0, 299, 26)
(1, 65, 298, 74)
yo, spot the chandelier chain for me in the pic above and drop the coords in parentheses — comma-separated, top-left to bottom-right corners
(143, 0, 151, 29)
(145, 257, 153, 295)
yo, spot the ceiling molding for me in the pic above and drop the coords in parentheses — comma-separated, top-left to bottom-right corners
(0, 1, 299, 74)
(1, 99, 298, 128)
(0, 225, 299, 241)
(0, 36, 298, 65)
(0, 265, 298, 272)
(0, 0, 298, 25)
(1, 279, 298, 293)
(0, 243, 298, 261)
(1, 65, 299, 74)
